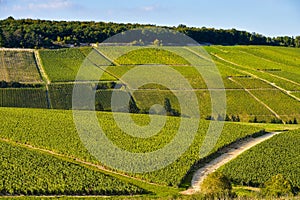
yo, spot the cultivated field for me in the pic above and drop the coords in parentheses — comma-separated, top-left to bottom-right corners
(38, 47, 117, 82)
(0, 107, 263, 187)
(0, 45, 300, 198)
(0, 50, 42, 82)
(0, 140, 145, 196)
(0, 88, 48, 108)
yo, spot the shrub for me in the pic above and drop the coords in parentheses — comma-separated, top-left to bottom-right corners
(262, 174, 294, 197)
(200, 172, 234, 198)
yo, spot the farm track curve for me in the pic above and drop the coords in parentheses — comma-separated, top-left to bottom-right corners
(181, 131, 281, 195)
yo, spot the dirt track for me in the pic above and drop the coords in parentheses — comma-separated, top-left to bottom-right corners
(181, 131, 281, 195)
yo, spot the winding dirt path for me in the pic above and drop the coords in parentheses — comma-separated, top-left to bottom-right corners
(182, 131, 281, 195)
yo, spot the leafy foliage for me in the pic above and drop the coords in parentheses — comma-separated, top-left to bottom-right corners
(262, 174, 294, 197)
(200, 172, 233, 198)
(0, 17, 299, 48)
(39, 48, 116, 82)
(251, 90, 300, 121)
(39, 48, 89, 82)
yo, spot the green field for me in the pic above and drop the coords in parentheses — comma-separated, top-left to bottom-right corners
(0, 45, 297, 123)
(250, 89, 300, 121)
(205, 46, 300, 91)
(48, 83, 129, 110)
(1, 45, 300, 198)
(0, 140, 146, 196)
(114, 48, 190, 65)
(0, 50, 42, 82)
(219, 129, 300, 188)
(0, 88, 48, 108)
(133, 89, 276, 122)
(39, 48, 117, 82)
(0, 107, 263, 187)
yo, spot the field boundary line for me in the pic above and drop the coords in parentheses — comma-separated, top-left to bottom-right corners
(82, 48, 135, 89)
(34, 50, 52, 108)
(34, 50, 51, 84)
(182, 131, 281, 195)
(93, 47, 120, 66)
(84, 56, 122, 82)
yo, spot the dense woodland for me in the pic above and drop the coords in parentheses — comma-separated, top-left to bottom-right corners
(0, 17, 299, 48)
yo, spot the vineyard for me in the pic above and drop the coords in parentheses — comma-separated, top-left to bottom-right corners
(0, 88, 48, 108)
(0, 107, 263, 187)
(219, 129, 300, 188)
(0, 45, 300, 197)
(0, 46, 299, 123)
(114, 48, 190, 65)
(0, 50, 42, 82)
(205, 46, 300, 91)
(0, 140, 145, 195)
(48, 83, 129, 110)
(38, 47, 116, 82)
(250, 89, 300, 121)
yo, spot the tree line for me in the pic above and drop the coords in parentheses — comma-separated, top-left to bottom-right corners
(0, 17, 299, 48)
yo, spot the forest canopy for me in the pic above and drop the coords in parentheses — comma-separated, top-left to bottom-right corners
(0, 17, 299, 48)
